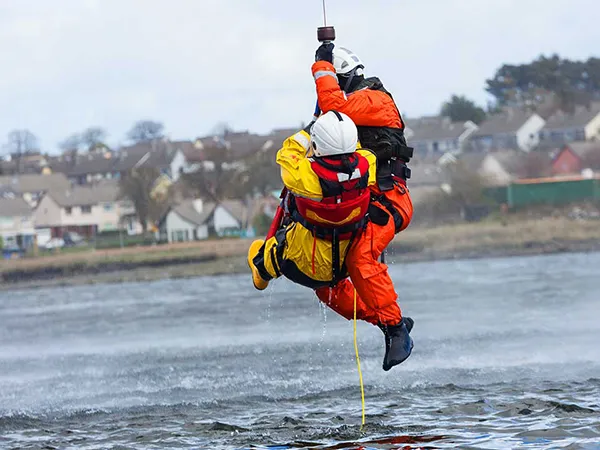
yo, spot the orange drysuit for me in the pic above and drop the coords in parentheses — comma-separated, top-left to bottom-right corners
(311, 60, 414, 326)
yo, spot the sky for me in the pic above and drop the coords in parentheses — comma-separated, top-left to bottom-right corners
(1, 0, 599, 153)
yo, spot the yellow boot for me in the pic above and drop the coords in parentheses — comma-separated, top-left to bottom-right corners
(247, 239, 269, 290)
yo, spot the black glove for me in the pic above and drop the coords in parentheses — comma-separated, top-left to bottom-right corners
(315, 42, 334, 63)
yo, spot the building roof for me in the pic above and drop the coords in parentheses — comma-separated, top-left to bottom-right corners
(0, 197, 32, 217)
(562, 141, 600, 158)
(173, 140, 201, 163)
(405, 116, 474, 141)
(46, 181, 120, 207)
(219, 199, 246, 225)
(473, 108, 537, 136)
(543, 102, 600, 131)
(171, 199, 216, 226)
(408, 161, 448, 187)
(0, 173, 71, 194)
(66, 151, 117, 176)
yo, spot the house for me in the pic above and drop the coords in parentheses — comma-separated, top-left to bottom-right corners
(47, 140, 188, 185)
(0, 197, 36, 250)
(470, 109, 545, 152)
(404, 116, 478, 156)
(0, 173, 71, 207)
(115, 140, 187, 181)
(157, 198, 244, 243)
(33, 181, 136, 238)
(62, 150, 120, 185)
(550, 142, 600, 175)
(457, 150, 541, 186)
(539, 102, 600, 144)
(0, 152, 49, 175)
(189, 131, 272, 172)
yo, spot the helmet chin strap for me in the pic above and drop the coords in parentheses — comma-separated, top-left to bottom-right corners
(341, 65, 364, 93)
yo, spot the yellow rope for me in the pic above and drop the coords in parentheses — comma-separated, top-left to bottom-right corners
(353, 288, 366, 429)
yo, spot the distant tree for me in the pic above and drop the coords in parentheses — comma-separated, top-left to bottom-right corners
(182, 123, 283, 203)
(127, 120, 164, 143)
(519, 152, 552, 179)
(3, 129, 38, 173)
(4, 129, 38, 155)
(485, 54, 600, 111)
(181, 137, 237, 202)
(441, 95, 487, 124)
(59, 134, 82, 152)
(118, 167, 171, 234)
(81, 127, 108, 151)
(445, 161, 489, 208)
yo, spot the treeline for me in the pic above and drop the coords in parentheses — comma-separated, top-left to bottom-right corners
(3, 54, 600, 156)
(440, 55, 600, 124)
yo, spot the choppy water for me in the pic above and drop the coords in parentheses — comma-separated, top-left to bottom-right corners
(1, 251, 599, 450)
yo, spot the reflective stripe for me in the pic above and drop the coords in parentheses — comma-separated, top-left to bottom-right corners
(293, 132, 310, 150)
(336, 168, 361, 182)
(314, 70, 337, 80)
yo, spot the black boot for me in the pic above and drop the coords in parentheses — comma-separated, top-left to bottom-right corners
(379, 317, 414, 371)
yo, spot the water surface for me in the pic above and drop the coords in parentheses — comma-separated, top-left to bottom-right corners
(1, 252, 599, 449)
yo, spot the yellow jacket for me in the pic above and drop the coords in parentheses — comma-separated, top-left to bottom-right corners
(257, 130, 377, 288)
(276, 130, 377, 200)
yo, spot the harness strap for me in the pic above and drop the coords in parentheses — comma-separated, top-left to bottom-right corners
(371, 192, 404, 233)
(290, 208, 367, 239)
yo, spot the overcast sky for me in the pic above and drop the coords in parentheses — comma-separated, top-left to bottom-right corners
(1, 0, 598, 152)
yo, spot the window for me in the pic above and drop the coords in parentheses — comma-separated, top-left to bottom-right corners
(81, 205, 92, 214)
(575, 129, 586, 141)
(103, 203, 113, 212)
(65, 207, 72, 215)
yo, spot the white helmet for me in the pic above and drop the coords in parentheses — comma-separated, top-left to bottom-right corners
(333, 47, 365, 77)
(310, 111, 358, 158)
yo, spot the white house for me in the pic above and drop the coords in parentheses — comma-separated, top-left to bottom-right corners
(0, 197, 36, 250)
(405, 116, 478, 155)
(157, 198, 243, 243)
(540, 102, 600, 144)
(470, 109, 545, 152)
(458, 150, 529, 187)
(33, 181, 137, 238)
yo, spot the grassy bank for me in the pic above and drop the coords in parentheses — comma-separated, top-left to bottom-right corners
(389, 216, 600, 261)
(1, 216, 599, 291)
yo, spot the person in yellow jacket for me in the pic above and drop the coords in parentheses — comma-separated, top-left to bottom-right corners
(247, 110, 376, 290)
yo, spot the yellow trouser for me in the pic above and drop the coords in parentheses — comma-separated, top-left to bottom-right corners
(252, 221, 353, 290)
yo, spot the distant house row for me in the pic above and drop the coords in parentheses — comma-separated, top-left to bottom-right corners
(405, 102, 600, 155)
(0, 173, 262, 252)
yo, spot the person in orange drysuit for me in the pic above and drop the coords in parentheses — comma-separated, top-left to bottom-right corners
(310, 43, 415, 371)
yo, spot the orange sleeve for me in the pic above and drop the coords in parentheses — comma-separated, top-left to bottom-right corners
(311, 61, 403, 129)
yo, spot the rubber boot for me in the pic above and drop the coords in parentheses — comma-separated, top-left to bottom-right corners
(379, 317, 414, 371)
(247, 240, 269, 290)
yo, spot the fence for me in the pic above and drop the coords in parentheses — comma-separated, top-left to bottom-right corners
(484, 177, 600, 209)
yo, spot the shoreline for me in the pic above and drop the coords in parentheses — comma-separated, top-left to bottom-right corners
(2, 236, 599, 292)
(2, 216, 600, 292)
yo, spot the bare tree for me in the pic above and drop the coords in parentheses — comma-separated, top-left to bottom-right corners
(181, 138, 236, 202)
(59, 134, 82, 153)
(519, 152, 552, 178)
(4, 129, 38, 155)
(81, 127, 108, 151)
(127, 120, 164, 143)
(3, 129, 38, 173)
(119, 167, 171, 234)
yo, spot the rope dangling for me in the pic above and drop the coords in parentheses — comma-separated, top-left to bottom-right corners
(353, 288, 366, 429)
